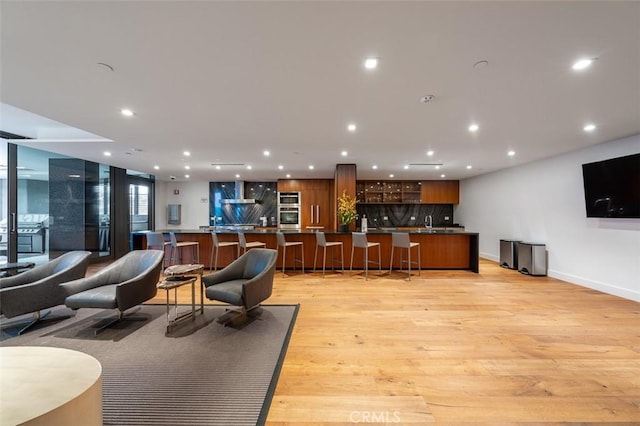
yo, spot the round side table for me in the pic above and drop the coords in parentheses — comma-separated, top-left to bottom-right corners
(0, 346, 102, 425)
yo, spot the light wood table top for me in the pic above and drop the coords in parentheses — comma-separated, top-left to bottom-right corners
(0, 346, 102, 426)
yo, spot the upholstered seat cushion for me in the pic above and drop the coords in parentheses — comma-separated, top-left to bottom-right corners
(65, 284, 119, 310)
(205, 280, 246, 306)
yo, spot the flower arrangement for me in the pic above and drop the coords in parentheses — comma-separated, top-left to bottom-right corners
(337, 190, 357, 225)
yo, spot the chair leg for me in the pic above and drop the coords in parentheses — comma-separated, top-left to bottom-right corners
(281, 245, 286, 278)
(364, 248, 368, 280)
(389, 246, 394, 274)
(301, 244, 305, 274)
(313, 245, 318, 272)
(0, 309, 73, 335)
(322, 246, 327, 277)
(407, 248, 412, 281)
(350, 245, 355, 276)
(92, 307, 147, 335)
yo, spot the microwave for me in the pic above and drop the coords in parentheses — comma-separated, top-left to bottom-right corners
(278, 191, 301, 206)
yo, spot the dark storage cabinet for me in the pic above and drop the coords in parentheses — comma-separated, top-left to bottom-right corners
(500, 239, 520, 269)
(517, 242, 547, 276)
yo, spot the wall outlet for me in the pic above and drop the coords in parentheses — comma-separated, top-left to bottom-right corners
(410, 216, 415, 220)
(444, 216, 450, 220)
(383, 216, 388, 220)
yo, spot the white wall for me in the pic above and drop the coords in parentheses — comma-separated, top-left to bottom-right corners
(455, 134, 640, 301)
(154, 180, 210, 230)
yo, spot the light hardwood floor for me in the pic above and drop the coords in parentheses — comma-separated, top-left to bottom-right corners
(144, 260, 639, 424)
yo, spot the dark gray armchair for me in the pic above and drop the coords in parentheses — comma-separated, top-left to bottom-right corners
(202, 248, 277, 326)
(0, 251, 92, 334)
(61, 249, 164, 333)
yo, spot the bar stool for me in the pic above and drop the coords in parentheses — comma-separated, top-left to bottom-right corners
(389, 232, 421, 280)
(146, 231, 171, 268)
(350, 232, 381, 280)
(276, 231, 304, 277)
(209, 231, 239, 270)
(313, 231, 344, 277)
(238, 232, 266, 254)
(168, 231, 200, 266)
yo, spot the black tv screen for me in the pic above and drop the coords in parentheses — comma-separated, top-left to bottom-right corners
(582, 153, 640, 218)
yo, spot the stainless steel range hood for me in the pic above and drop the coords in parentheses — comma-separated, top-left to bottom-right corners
(221, 181, 255, 204)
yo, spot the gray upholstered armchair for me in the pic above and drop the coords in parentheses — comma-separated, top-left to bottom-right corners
(0, 251, 92, 334)
(202, 248, 277, 326)
(61, 249, 164, 333)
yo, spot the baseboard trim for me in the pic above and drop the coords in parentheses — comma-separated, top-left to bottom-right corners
(548, 269, 640, 302)
(479, 254, 639, 302)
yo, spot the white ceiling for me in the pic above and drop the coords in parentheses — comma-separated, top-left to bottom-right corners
(1, 1, 639, 182)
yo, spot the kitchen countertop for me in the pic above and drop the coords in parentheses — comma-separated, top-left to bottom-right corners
(138, 227, 476, 235)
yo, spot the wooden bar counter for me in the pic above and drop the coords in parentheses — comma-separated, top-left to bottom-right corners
(132, 228, 478, 273)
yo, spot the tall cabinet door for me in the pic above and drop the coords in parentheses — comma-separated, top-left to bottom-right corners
(305, 180, 333, 230)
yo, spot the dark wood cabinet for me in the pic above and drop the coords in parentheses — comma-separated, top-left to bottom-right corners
(278, 179, 334, 229)
(421, 180, 459, 204)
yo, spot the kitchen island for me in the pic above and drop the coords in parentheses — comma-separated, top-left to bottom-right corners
(131, 228, 479, 273)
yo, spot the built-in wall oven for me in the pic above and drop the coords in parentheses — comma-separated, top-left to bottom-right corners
(277, 191, 301, 229)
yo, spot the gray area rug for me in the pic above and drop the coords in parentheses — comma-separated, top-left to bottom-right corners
(1, 304, 299, 425)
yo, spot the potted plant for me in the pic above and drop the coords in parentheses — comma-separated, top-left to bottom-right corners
(337, 190, 357, 232)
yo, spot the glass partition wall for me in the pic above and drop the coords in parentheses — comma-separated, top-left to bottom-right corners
(0, 140, 7, 264)
(0, 143, 113, 266)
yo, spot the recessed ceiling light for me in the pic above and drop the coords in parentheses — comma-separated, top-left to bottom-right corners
(341, 151, 348, 157)
(583, 123, 596, 132)
(347, 123, 357, 132)
(389, 174, 394, 178)
(183, 151, 191, 156)
(278, 165, 284, 170)
(103, 151, 111, 157)
(185, 165, 190, 170)
(247, 165, 252, 170)
(308, 165, 314, 170)
(508, 150, 516, 157)
(468, 123, 479, 132)
(403, 165, 409, 170)
(121, 109, 134, 117)
(435, 165, 440, 170)
(153, 165, 159, 170)
(185, 174, 190, 179)
(572, 58, 593, 71)
(372, 165, 378, 169)
(441, 174, 446, 178)
(364, 57, 378, 70)
(263, 150, 270, 156)
(286, 174, 291, 178)
(235, 174, 240, 178)
(466, 165, 472, 169)
(215, 165, 221, 170)
(426, 150, 434, 156)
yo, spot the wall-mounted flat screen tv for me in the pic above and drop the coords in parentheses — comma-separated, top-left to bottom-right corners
(582, 153, 640, 218)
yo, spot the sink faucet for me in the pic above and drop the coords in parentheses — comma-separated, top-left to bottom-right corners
(426, 215, 433, 230)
